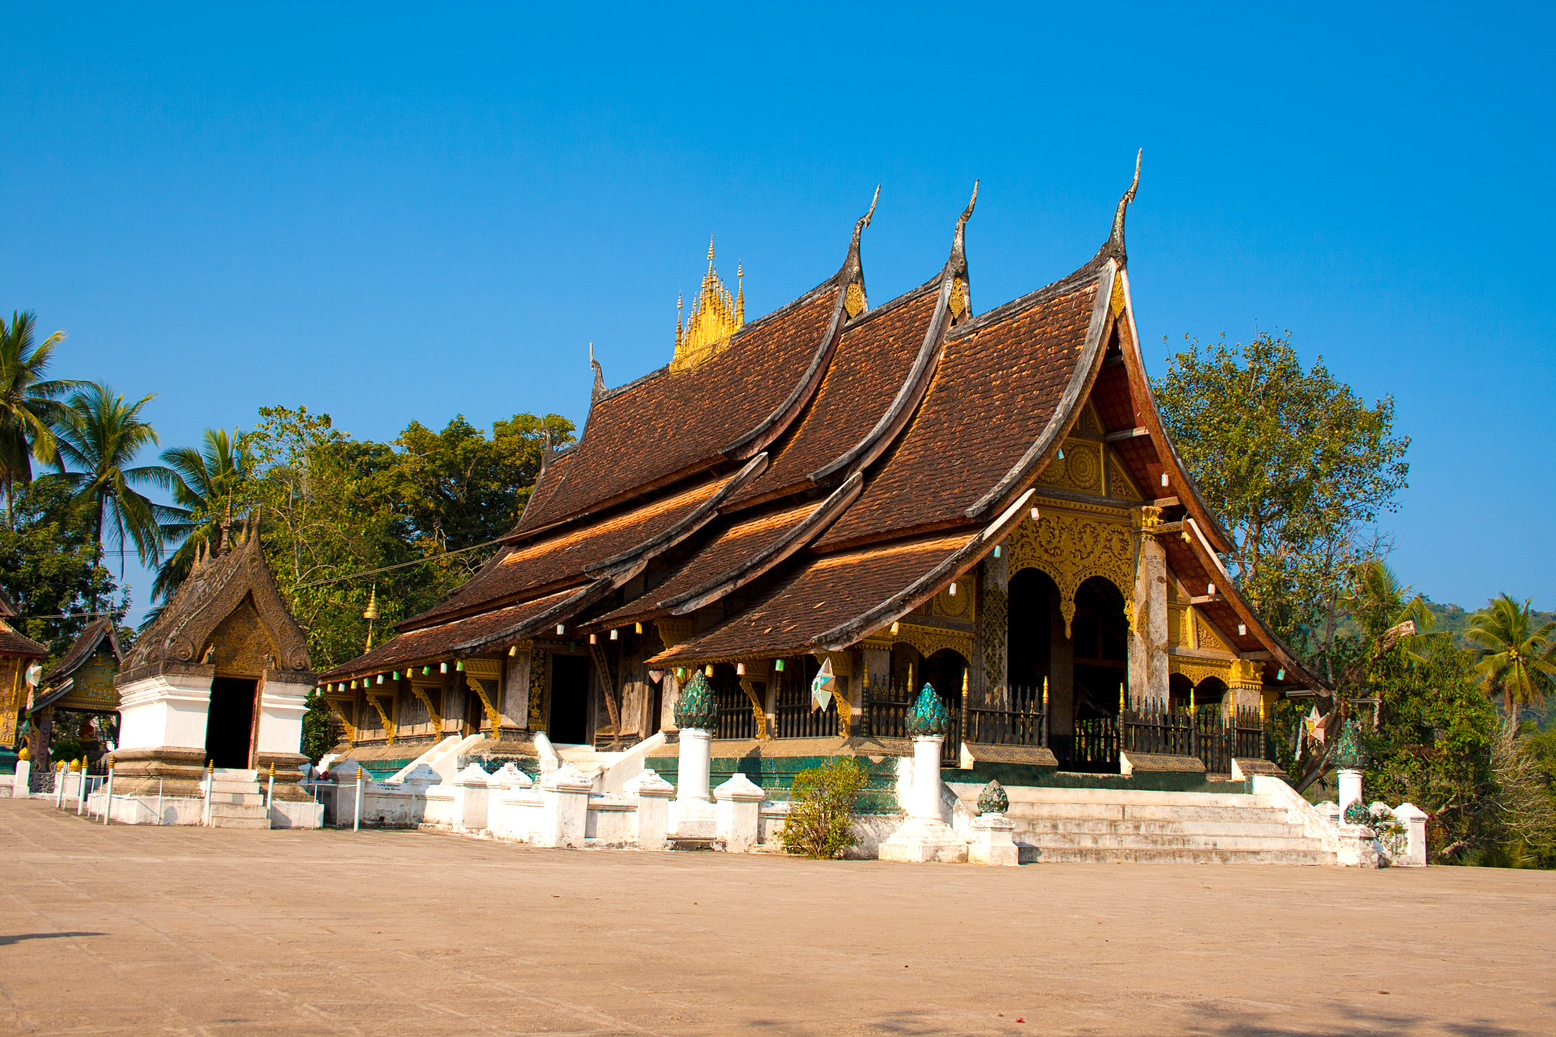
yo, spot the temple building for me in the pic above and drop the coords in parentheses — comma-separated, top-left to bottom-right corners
(25, 617, 124, 777)
(0, 587, 48, 775)
(318, 164, 1322, 801)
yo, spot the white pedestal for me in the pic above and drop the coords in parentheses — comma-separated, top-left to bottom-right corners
(12, 759, 30, 798)
(714, 772, 764, 852)
(672, 727, 716, 838)
(1393, 803, 1428, 867)
(452, 762, 491, 831)
(1336, 823, 1381, 868)
(1338, 768, 1363, 816)
(627, 768, 674, 850)
(880, 734, 966, 863)
(909, 735, 944, 820)
(540, 764, 592, 848)
(968, 813, 1019, 866)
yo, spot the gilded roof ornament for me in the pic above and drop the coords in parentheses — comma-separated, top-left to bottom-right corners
(671, 237, 745, 373)
(1109, 149, 1142, 257)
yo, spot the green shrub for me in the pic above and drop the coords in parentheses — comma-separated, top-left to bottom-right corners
(781, 758, 868, 859)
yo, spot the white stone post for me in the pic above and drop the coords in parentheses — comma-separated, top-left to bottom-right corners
(677, 727, 712, 804)
(453, 762, 490, 831)
(910, 735, 944, 821)
(628, 768, 674, 850)
(13, 757, 30, 799)
(1393, 803, 1429, 867)
(540, 763, 592, 848)
(1338, 768, 1363, 817)
(714, 772, 764, 852)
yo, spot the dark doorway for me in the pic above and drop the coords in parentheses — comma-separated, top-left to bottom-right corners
(549, 654, 590, 745)
(1008, 569, 1057, 689)
(205, 677, 257, 769)
(1071, 576, 1128, 720)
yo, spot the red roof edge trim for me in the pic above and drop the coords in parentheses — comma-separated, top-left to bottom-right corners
(962, 260, 1119, 520)
(1113, 269, 1235, 555)
(815, 488, 1036, 652)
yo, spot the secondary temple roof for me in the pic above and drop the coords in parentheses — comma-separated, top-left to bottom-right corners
(322, 168, 1323, 695)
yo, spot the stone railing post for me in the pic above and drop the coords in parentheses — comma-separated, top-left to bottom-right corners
(715, 772, 764, 852)
(967, 780, 1019, 866)
(670, 670, 719, 838)
(13, 755, 31, 799)
(453, 762, 490, 831)
(540, 763, 592, 848)
(1393, 803, 1429, 867)
(626, 768, 674, 850)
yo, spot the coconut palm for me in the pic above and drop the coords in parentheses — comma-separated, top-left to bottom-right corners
(1342, 558, 1434, 656)
(0, 311, 81, 525)
(48, 383, 177, 577)
(154, 427, 255, 601)
(1466, 594, 1556, 720)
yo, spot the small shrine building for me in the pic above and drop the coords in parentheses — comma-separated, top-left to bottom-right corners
(319, 167, 1323, 781)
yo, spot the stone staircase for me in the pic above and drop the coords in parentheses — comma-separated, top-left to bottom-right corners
(207, 768, 270, 829)
(961, 785, 1336, 865)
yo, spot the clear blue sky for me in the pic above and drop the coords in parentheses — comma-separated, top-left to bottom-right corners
(3, 3, 1552, 620)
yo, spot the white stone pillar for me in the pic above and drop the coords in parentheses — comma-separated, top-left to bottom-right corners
(540, 763, 592, 848)
(13, 757, 30, 798)
(1338, 769, 1363, 817)
(676, 727, 712, 805)
(116, 674, 214, 755)
(910, 735, 944, 821)
(968, 814, 1019, 866)
(1393, 803, 1428, 867)
(453, 762, 490, 831)
(714, 772, 764, 852)
(256, 679, 310, 758)
(626, 767, 674, 850)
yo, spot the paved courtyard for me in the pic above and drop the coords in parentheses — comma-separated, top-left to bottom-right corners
(1, 798, 1552, 1036)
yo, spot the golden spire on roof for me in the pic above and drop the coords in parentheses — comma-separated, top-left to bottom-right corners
(672, 237, 744, 373)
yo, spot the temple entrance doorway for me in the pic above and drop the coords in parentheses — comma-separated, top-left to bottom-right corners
(1071, 577, 1128, 720)
(549, 654, 590, 745)
(1008, 568, 1058, 694)
(205, 677, 257, 769)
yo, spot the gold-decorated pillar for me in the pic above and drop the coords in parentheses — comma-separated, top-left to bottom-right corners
(1128, 506, 1170, 709)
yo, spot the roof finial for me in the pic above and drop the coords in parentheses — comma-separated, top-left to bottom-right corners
(707, 235, 715, 264)
(950, 179, 979, 269)
(1110, 149, 1142, 254)
(590, 342, 605, 400)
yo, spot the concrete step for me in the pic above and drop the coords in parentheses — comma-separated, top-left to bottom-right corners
(212, 768, 258, 781)
(1004, 804, 1285, 826)
(209, 781, 262, 794)
(993, 786, 1264, 808)
(208, 792, 264, 805)
(1017, 818, 1302, 838)
(1033, 846, 1334, 865)
(1029, 832, 1319, 851)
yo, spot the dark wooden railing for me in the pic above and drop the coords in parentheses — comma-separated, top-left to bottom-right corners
(773, 702, 840, 739)
(964, 684, 1048, 747)
(1121, 701, 1273, 775)
(713, 703, 755, 740)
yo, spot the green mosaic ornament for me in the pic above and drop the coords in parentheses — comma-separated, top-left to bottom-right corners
(1332, 718, 1368, 770)
(673, 670, 719, 731)
(1343, 800, 1372, 826)
(976, 779, 1009, 815)
(905, 683, 950, 736)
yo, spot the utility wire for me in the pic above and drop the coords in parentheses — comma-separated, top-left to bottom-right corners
(292, 536, 506, 590)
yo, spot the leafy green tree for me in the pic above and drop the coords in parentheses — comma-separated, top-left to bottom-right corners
(47, 383, 176, 578)
(0, 311, 79, 526)
(1154, 332, 1409, 671)
(780, 758, 868, 858)
(1466, 594, 1555, 720)
(0, 479, 124, 657)
(154, 427, 256, 601)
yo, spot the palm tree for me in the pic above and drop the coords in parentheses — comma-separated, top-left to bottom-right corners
(1466, 594, 1556, 720)
(1343, 558, 1434, 656)
(0, 311, 80, 525)
(48, 383, 177, 579)
(154, 427, 255, 601)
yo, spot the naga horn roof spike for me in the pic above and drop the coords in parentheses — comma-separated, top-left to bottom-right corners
(950, 179, 979, 268)
(1110, 149, 1143, 254)
(843, 184, 882, 279)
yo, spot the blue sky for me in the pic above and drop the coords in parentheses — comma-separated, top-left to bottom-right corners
(3, 3, 1552, 620)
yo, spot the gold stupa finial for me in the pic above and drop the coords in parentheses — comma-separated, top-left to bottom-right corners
(672, 237, 745, 373)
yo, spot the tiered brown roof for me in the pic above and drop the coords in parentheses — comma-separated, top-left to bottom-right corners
(324, 169, 1325, 694)
(0, 587, 49, 658)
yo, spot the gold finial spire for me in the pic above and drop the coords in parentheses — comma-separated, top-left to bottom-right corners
(672, 237, 745, 372)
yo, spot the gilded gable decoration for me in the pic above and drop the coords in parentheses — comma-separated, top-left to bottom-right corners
(1006, 510, 1135, 638)
(671, 239, 744, 373)
(1037, 440, 1103, 495)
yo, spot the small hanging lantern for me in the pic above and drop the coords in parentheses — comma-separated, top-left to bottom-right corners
(1207, 583, 1216, 595)
(676, 667, 685, 679)
(635, 622, 643, 634)
(376, 674, 384, 684)
(1160, 473, 1169, 487)
(455, 660, 464, 672)
(1029, 506, 1040, 522)
(392, 671, 400, 680)
(1276, 668, 1285, 681)
(440, 662, 448, 673)
(610, 628, 618, 640)
(556, 624, 566, 636)
(1237, 624, 1247, 636)
(736, 662, 745, 676)
(774, 659, 785, 672)
(993, 545, 1001, 558)
(890, 621, 900, 636)
(948, 581, 957, 597)
(704, 664, 714, 677)
(589, 633, 598, 645)
(1057, 447, 1064, 460)
(350, 680, 358, 689)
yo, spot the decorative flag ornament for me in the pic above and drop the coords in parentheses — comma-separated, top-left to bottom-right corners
(810, 657, 836, 712)
(25, 662, 42, 687)
(1308, 705, 1325, 744)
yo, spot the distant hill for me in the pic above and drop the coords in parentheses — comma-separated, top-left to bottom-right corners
(1422, 598, 1556, 651)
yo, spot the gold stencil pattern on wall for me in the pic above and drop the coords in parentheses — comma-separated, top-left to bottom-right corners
(1007, 510, 1135, 637)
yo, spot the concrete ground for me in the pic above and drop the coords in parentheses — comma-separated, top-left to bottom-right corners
(1, 799, 1552, 1037)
